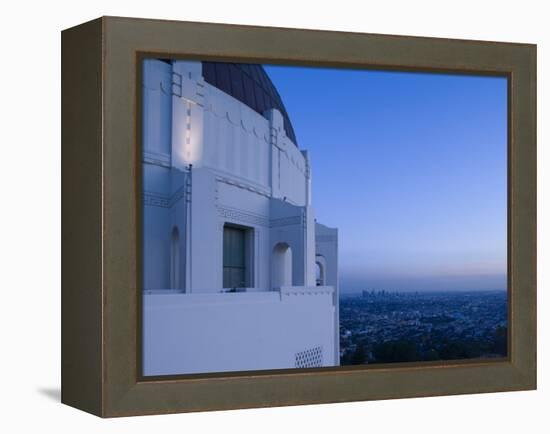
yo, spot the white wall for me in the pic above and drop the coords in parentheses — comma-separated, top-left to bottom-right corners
(316, 222, 340, 363)
(142, 59, 172, 158)
(203, 81, 272, 188)
(143, 287, 337, 375)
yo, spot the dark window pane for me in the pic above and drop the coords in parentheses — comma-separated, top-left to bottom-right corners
(223, 226, 247, 288)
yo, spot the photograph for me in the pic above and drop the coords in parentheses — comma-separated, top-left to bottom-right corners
(140, 58, 508, 377)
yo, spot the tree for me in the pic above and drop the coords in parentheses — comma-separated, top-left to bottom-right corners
(373, 340, 419, 363)
(423, 349, 440, 361)
(351, 343, 368, 365)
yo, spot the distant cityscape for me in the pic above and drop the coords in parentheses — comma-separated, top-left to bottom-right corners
(339, 290, 508, 365)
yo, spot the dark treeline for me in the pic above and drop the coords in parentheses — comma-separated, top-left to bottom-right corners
(342, 325, 507, 365)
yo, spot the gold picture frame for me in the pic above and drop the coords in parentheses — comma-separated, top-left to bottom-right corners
(61, 16, 536, 417)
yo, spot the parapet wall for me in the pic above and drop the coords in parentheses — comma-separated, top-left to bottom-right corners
(143, 286, 337, 376)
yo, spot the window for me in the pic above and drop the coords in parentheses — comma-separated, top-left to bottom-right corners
(315, 255, 326, 286)
(315, 262, 322, 286)
(223, 225, 250, 288)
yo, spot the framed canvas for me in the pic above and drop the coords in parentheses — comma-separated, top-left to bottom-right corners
(61, 16, 536, 417)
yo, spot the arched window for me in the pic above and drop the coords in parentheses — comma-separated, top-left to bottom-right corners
(170, 227, 180, 289)
(315, 255, 326, 286)
(272, 242, 292, 289)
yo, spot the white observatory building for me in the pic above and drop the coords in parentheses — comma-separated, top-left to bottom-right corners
(142, 59, 339, 375)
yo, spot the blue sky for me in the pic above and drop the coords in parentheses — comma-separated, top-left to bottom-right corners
(264, 65, 508, 292)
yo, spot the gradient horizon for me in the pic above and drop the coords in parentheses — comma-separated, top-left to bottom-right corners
(265, 65, 507, 293)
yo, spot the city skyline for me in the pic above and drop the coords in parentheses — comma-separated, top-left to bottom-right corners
(339, 289, 507, 364)
(265, 65, 508, 292)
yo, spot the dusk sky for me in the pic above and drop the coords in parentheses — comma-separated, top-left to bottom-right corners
(264, 65, 508, 292)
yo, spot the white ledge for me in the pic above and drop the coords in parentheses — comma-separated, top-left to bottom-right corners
(278, 286, 335, 296)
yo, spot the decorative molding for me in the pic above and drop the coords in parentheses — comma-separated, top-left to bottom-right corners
(204, 84, 271, 144)
(143, 192, 170, 208)
(217, 206, 270, 227)
(143, 151, 171, 168)
(217, 206, 305, 229)
(280, 286, 334, 297)
(143, 184, 187, 209)
(270, 216, 302, 228)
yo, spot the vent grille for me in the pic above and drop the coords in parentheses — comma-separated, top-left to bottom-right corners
(295, 346, 323, 369)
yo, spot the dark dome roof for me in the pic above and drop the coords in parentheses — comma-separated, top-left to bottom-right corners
(202, 62, 297, 145)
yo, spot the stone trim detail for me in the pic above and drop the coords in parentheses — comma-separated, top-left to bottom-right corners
(217, 206, 304, 229)
(143, 184, 187, 209)
(217, 207, 270, 227)
(280, 286, 334, 297)
(143, 151, 171, 168)
(270, 216, 302, 227)
(143, 192, 169, 208)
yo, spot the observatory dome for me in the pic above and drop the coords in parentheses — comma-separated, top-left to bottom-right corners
(201, 62, 297, 145)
